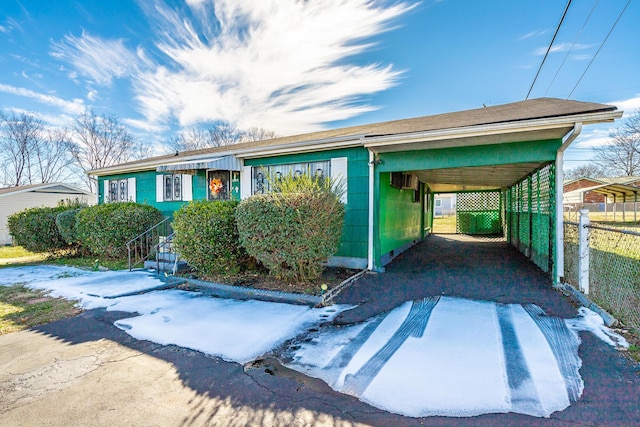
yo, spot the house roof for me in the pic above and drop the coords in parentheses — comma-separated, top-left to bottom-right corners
(563, 183, 640, 203)
(0, 182, 94, 198)
(598, 176, 640, 185)
(89, 97, 621, 176)
(563, 176, 640, 187)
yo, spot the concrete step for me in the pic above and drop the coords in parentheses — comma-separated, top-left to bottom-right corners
(144, 259, 190, 273)
(156, 252, 179, 262)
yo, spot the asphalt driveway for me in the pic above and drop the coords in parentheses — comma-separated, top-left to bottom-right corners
(1, 236, 639, 426)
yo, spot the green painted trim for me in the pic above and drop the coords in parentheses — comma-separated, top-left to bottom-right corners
(376, 139, 562, 172)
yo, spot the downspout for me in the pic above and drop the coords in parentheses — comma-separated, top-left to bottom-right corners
(555, 122, 582, 284)
(368, 149, 375, 270)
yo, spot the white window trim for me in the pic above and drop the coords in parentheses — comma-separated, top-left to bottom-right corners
(156, 174, 192, 202)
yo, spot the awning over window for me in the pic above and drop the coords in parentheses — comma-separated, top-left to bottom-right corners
(156, 155, 242, 173)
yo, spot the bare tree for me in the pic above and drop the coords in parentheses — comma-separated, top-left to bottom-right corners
(169, 122, 277, 153)
(595, 109, 640, 176)
(70, 110, 144, 192)
(564, 163, 606, 181)
(33, 128, 76, 183)
(241, 127, 277, 142)
(0, 112, 43, 186)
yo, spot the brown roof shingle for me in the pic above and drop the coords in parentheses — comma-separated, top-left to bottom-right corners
(90, 97, 617, 174)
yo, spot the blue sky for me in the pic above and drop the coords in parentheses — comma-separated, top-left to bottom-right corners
(1, 0, 638, 168)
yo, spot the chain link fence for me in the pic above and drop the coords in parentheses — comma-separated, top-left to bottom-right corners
(564, 221, 640, 333)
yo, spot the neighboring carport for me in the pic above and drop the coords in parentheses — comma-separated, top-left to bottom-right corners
(361, 98, 622, 284)
(564, 182, 640, 221)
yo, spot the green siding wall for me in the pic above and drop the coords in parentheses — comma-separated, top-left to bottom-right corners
(376, 139, 562, 173)
(378, 172, 423, 256)
(97, 170, 208, 219)
(244, 147, 370, 259)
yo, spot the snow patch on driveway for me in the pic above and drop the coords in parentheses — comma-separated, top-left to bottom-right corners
(278, 296, 628, 418)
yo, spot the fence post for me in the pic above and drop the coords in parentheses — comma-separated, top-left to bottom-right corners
(578, 209, 590, 294)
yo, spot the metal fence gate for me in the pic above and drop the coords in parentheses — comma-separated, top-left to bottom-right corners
(456, 191, 502, 235)
(505, 163, 555, 274)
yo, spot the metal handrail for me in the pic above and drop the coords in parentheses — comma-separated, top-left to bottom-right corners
(126, 217, 171, 271)
(155, 232, 178, 274)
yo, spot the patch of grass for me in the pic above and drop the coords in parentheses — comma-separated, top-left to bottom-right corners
(0, 245, 47, 265)
(0, 245, 128, 271)
(45, 256, 128, 271)
(432, 216, 456, 233)
(0, 285, 81, 335)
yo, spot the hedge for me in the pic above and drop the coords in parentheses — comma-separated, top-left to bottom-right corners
(55, 207, 84, 246)
(236, 174, 345, 281)
(76, 202, 164, 258)
(172, 200, 244, 276)
(7, 205, 72, 253)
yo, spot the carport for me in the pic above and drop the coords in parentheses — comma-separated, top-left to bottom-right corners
(362, 99, 622, 284)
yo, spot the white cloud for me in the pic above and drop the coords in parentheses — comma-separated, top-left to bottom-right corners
(50, 31, 139, 86)
(518, 29, 551, 41)
(122, 117, 166, 133)
(533, 42, 594, 56)
(87, 89, 98, 101)
(52, 0, 414, 135)
(609, 94, 640, 116)
(0, 83, 85, 115)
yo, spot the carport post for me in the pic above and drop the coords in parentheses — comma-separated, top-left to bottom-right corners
(367, 149, 375, 271)
(555, 122, 582, 284)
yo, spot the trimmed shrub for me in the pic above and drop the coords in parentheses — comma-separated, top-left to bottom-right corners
(172, 200, 244, 276)
(55, 207, 84, 246)
(76, 202, 164, 258)
(236, 174, 345, 281)
(7, 206, 71, 253)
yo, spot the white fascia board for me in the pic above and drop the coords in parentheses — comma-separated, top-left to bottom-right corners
(0, 183, 93, 198)
(362, 110, 622, 150)
(233, 138, 363, 159)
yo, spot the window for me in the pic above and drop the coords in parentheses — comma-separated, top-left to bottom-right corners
(104, 178, 136, 203)
(163, 174, 182, 201)
(156, 174, 192, 202)
(208, 170, 231, 200)
(251, 161, 330, 194)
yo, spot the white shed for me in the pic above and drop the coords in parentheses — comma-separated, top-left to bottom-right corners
(0, 183, 95, 245)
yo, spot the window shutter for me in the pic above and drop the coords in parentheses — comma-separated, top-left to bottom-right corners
(103, 179, 110, 203)
(330, 157, 348, 204)
(128, 177, 137, 202)
(156, 175, 164, 202)
(241, 166, 252, 199)
(182, 174, 193, 201)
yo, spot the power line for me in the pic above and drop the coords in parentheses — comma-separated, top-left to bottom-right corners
(526, 0, 573, 100)
(545, 0, 600, 96)
(567, 0, 632, 99)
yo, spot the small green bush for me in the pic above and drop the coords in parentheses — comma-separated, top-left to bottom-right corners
(236, 174, 345, 281)
(7, 206, 71, 253)
(172, 200, 244, 276)
(55, 207, 84, 246)
(76, 202, 164, 258)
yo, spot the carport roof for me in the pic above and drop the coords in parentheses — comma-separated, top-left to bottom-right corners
(89, 97, 620, 176)
(564, 183, 640, 203)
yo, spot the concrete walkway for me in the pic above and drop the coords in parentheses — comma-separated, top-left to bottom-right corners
(334, 234, 577, 323)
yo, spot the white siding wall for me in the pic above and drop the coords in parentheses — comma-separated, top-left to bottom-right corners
(0, 193, 93, 245)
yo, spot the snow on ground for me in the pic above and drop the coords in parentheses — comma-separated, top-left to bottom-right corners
(0, 266, 347, 364)
(111, 291, 342, 364)
(0, 265, 92, 287)
(0, 266, 629, 419)
(278, 296, 629, 419)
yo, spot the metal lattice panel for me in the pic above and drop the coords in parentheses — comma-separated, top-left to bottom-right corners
(456, 191, 502, 235)
(505, 163, 555, 274)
